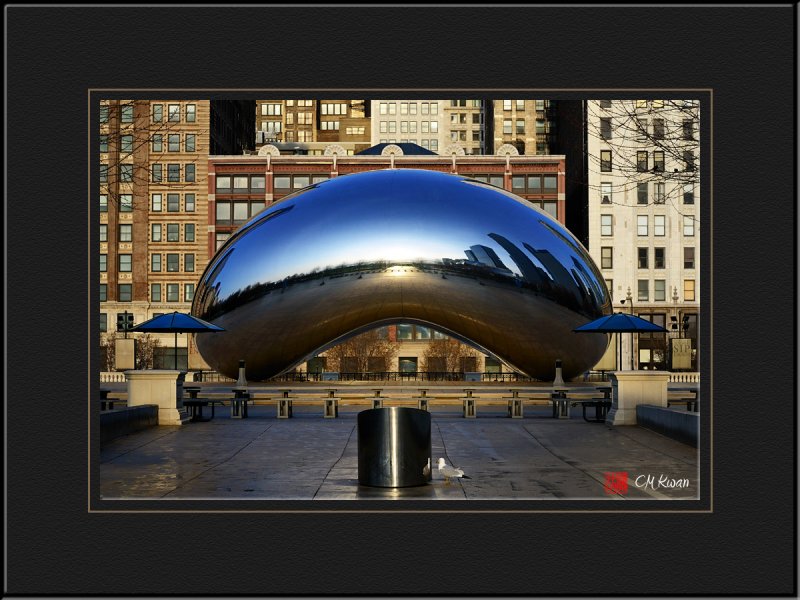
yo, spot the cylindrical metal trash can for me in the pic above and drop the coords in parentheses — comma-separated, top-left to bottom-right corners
(358, 407, 432, 488)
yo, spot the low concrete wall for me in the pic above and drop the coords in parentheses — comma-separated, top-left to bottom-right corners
(100, 405, 159, 446)
(636, 404, 698, 447)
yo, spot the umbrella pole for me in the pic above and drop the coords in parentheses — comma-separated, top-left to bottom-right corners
(175, 331, 178, 370)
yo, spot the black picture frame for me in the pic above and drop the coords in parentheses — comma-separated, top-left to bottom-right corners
(6, 5, 795, 596)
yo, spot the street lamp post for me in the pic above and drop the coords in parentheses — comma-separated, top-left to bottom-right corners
(620, 287, 635, 370)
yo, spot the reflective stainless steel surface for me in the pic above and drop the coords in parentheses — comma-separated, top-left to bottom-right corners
(358, 407, 432, 488)
(192, 169, 612, 380)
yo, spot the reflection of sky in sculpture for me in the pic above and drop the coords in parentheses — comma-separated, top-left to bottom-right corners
(203, 171, 595, 306)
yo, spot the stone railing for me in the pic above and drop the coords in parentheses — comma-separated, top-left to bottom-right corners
(668, 372, 700, 383)
(100, 372, 127, 383)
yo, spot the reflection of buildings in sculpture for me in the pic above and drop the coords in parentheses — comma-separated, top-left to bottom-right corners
(464, 245, 512, 275)
(486, 233, 549, 287)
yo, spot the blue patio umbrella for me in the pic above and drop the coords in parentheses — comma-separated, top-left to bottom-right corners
(574, 312, 667, 370)
(130, 311, 224, 370)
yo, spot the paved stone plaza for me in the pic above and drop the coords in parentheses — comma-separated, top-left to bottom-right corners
(99, 401, 698, 501)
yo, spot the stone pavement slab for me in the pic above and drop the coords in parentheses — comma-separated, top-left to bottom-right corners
(99, 404, 698, 501)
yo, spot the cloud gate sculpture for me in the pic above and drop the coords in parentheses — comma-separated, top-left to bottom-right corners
(191, 169, 612, 381)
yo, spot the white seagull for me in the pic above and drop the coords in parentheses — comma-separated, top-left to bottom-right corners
(437, 458, 471, 485)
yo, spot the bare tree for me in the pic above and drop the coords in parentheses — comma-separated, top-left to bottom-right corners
(325, 330, 399, 373)
(586, 99, 700, 218)
(134, 333, 161, 370)
(421, 338, 480, 373)
(100, 332, 117, 371)
(99, 99, 210, 210)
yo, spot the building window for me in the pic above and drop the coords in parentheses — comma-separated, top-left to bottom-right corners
(262, 103, 282, 116)
(185, 223, 195, 242)
(654, 280, 666, 301)
(183, 133, 196, 152)
(503, 120, 512, 134)
(120, 194, 133, 212)
(168, 134, 180, 152)
(100, 284, 107, 302)
(185, 164, 195, 182)
(100, 313, 108, 332)
(321, 120, 339, 131)
(379, 102, 388, 115)
(99, 194, 108, 213)
(185, 283, 195, 302)
(151, 283, 161, 302)
(100, 163, 108, 183)
(599, 100, 612, 109)
(601, 247, 613, 269)
(185, 254, 195, 272)
(652, 99, 664, 109)
(683, 119, 694, 140)
(185, 193, 195, 212)
(152, 104, 163, 122)
(167, 194, 180, 212)
(683, 216, 695, 236)
(167, 253, 180, 272)
(600, 150, 612, 172)
(652, 118, 665, 140)
(118, 284, 132, 302)
(684, 279, 696, 302)
(215, 233, 230, 250)
(186, 104, 196, 122)
(152, 134, 163, 152)
(515, 119, 525, 134)
(637, 182, 648, 205)
(600, 117, 612, 140)
(396, 324, 413, 340)
(167, 164, 180, 182)
(654, 182, 665, 204)
(605, 279, 613, 300)
(119, 135, 133, 154)
(152, 223, 162, 242)
(151, 254, 161, 272)
(99, 134, 109, 153)
(683, 183, 694, 204)
(120, 164, 133, 182)
(100, 105, 109, 124)
(119, 224, 132, 242)
(636, 151, 648, 172)
(638, 247, 648, 269)
(120, 104, 134, 123)
(684, 150, 695, 171)
(119, 254, 132, 272)
(216, 175, 231, 191)
(515, 99, 525, 110)
(167, 284, 179, 302)
(654, 247, 665, 269)
(637, 215, 648, 236)
(503, 100, 512, 111)
(600, 182, 612, 204)
(379, 122, 387, 134)
(216, 202, 231, 223)
(168, 104, 180, 122)
(152, 193, 162, 212)
(654, 215, 666, 236)
(100, 254, 107, 272)
(167, 223, 179, 242)
(637, 280, 649, 302)
(388, 102, 396, 115)
(653, 151, 665, 172)
(152, 164, 162, 183)
(388, 121, 396, 133)
(233, 202, 249, 222)
(636, 100, 648, 109)
(100, 224, 107, 242)
(684, 247, 695, 269)
(600, 214, 613, 236)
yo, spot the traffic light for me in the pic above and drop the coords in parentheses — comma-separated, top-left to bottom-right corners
(116, 311, 134, 332)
